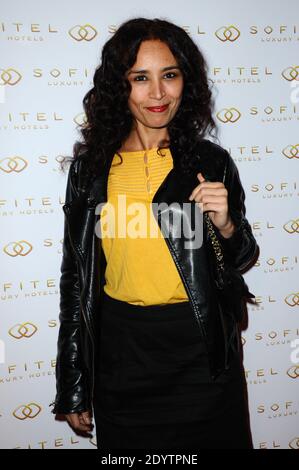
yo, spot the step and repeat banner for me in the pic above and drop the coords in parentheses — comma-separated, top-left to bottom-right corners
(1, 0, 298, 450)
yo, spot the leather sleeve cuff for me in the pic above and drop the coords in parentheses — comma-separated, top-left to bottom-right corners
(211, 216, 258, 272)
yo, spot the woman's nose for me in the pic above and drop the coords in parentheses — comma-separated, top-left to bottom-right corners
(149, 80, 166, 99)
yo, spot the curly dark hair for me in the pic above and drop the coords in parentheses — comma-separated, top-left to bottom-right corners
(62, 17, 218, 179)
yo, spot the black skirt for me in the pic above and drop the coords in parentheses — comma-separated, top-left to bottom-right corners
(93, 291, 252, 449)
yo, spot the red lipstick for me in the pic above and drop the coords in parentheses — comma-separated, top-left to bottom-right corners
(146, 104, 169, 113)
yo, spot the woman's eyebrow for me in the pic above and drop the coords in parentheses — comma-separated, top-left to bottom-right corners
(128, 65, 180, 75)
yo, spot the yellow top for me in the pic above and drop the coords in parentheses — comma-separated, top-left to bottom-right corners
(99, 146, 189, 306)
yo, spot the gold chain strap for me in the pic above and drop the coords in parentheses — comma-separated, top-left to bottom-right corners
(204, 212, 225, 272)
(203, 154, 229, 275)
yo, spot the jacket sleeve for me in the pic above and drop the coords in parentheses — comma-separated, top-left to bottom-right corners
(212, 150, 259, 272)
(50, 160, 91, 415)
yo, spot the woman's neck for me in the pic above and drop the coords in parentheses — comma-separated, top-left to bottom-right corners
(119, 128, 169, 152)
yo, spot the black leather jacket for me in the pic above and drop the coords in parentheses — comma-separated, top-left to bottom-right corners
(51, 139, 258, 415)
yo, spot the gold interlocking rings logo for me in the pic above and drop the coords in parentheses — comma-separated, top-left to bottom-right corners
(68, 24, 98, 41)
(283, 219, 299, 234)
(9, 323, 38, 339)
(287, 365, 299, 379)
(281, 66, 299, 82)
(289, 437, 299, 449)
(0, 156, 28, 173)
(285, 293, 299, 307)
(216, 108, 241, 123)
(3, 241, 33, 257)
(282, 144, 299, 159)
(0, 68, 22, 86)
(215, 25, 241, 42)
(13, 403, 42, 420)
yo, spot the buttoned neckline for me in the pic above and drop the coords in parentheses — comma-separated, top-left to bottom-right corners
(118, 147, 165, 156)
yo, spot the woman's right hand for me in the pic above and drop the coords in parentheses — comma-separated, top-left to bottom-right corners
(65, 410, 93, 433)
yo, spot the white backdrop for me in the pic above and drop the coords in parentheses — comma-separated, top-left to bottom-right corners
(1, 0, 299, 450)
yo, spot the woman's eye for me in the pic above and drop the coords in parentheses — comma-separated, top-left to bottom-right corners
(165, 72, 177, 79)
(134, 75, 147, 81)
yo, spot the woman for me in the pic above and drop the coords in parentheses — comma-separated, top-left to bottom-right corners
(51, 17, 259, 449)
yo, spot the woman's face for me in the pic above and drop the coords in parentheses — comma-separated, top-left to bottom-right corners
(126, 39, 184, 129)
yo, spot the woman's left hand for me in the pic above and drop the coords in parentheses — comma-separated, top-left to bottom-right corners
(189, 172, 235, 235)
